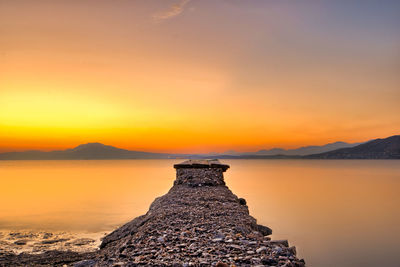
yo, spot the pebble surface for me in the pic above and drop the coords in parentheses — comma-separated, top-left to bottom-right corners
(94, 162, 305, 266)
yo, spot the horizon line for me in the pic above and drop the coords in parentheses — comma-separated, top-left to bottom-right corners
(0, 135, 391, 155)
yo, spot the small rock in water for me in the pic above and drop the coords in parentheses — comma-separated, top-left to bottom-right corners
(287, 246, 297, 255)
(270, 239, 289, 247)
(42, 232, 53, 239)
(41, 238, 69, 244)
(257, 224, 272, 236)
(14, 240, 27, 245)
(74, 259, 97, 267)
(69, 238, 95, 246)
(238, 198, 247, 205)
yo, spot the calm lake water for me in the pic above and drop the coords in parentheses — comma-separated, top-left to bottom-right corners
(0, 159, 399, 266)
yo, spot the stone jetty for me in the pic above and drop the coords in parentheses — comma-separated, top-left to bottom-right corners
(0, 160, 305, 266)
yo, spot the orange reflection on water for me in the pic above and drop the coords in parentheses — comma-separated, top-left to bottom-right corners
(0, 160, 177, 231)
(225, 160, 400, 267)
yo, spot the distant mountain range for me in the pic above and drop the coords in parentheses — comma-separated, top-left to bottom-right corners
(306, 135, 400, 159)
(0, 135, 398, 160)
(205, 141, 361, 156)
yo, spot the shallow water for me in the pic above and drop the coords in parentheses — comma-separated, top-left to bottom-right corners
(0, 159, 399, 266)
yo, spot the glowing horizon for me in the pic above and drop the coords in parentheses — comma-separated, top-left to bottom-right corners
(1, 1, 399, 153)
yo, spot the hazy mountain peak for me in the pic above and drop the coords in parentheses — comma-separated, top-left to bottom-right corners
(329, 141, 347, 145)
(70, 143, 124, 153)
(74, 142, 106, 148)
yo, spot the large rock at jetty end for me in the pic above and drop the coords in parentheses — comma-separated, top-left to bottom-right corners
(173, 159, 229, 187)
(94, 160, 304, 266)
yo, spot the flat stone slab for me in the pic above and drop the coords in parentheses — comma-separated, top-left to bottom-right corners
(174, 159, 230, 171)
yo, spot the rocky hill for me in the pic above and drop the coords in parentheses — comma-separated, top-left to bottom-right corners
(307, 135, 400, 159)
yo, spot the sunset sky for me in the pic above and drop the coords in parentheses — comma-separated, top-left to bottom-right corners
(0, 0, 399, 153)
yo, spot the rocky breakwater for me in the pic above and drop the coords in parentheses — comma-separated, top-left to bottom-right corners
(94, 159, 305, 266)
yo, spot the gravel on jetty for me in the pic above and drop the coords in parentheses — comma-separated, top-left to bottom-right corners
(95, 160, 305, 266)
(0, 160, 305, 266)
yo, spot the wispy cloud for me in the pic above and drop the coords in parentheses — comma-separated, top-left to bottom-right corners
(153, 0, 191, 22)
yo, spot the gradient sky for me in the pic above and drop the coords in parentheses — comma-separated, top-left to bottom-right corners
(0, 0, 399, 153)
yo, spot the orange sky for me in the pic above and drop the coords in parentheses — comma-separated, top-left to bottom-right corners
(0, 1, 399, 153)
